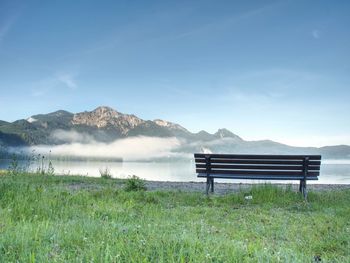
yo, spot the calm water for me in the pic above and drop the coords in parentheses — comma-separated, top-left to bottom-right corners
(0, 159, 349, 184)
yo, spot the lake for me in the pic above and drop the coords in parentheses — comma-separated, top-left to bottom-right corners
(0, 159, 349, 184)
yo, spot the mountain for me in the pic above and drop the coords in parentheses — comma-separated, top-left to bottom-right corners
(214, 128, 242, 140)
(0, 120, 9, 126)
(0, 106, 349, 159)
(72, 106, 143, 133)
(0, 106, 195, 145)
(319, 145, 350, 159)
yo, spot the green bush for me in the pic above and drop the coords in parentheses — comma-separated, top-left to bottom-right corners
(99, 167, 112, 179)
(124, 175, 147, 191)
(7, 154, 20, 175)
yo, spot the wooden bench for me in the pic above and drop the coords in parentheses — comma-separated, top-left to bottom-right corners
(194, 153, 321, 198)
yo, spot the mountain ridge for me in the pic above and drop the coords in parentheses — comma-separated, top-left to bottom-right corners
(0, 106, 231, 145)
(0, 106, 349, 159)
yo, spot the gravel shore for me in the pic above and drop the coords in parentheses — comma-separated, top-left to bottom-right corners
(144, 181, 350, 195)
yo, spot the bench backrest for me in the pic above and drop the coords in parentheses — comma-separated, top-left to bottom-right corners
(194, 153, 321, 180)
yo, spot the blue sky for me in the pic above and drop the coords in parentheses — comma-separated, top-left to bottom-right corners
(0, 0, 349, 147)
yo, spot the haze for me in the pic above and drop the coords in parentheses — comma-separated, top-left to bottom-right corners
(28, 135, 183, 161)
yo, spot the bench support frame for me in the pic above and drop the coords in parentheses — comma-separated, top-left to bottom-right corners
(198, 154, 318, 200)
(206, 178, 214, 195)
(205, 156, 214, 195)
(299, 157, 309, 200)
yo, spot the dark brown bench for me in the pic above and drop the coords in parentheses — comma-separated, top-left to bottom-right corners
(194, 153, 321, 198)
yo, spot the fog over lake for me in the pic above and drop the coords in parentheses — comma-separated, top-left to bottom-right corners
(1, 159, 349, 184)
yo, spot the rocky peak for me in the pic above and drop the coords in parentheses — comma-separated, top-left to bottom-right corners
(92, 106, 119, 117)
(71, 106, 144, 133)
(153, 119, 188, 132)
(214, 128, 242, 140)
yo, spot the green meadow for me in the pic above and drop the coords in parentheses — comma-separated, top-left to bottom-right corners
(0, 172, 349, 262)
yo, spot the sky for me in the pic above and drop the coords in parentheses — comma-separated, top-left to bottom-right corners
(0, 0, 349, 147)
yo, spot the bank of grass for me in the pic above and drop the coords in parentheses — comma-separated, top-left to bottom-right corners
(0, 173, 349, 262)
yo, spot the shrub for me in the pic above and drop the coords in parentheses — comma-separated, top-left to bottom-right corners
(7, 154, 20, 175)
(47, 161, 55, 175)
(124, 175, 147, 192)
(99, 167, 112, 179)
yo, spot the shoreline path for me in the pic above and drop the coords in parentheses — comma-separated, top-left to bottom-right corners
(144, 181, 350, 195)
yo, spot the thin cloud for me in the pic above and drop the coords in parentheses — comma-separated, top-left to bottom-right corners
(64, 1, 282, 57)
(270, 134, 350, 148)
(172, 2, 282, 40)
(218, 88, 275, 110)
(32, 88, 50, 97)
(216, 68, 329, 112)
(0, 14, 19, 44)
(31, 72, 78, 96)
(312, 29, 321, 39)
(56, 73, 78, 90)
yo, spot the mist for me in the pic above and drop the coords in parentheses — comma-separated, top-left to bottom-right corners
(50, 129, 95, 144)
(29, 135, 184, 161)
(5, 129, 348, 162)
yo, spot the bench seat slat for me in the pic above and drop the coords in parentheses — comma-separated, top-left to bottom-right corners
(196, 169, 319, 176)
(194, 153, 321, 160)
(195, 164, 320, 171)
(197, 173, 319, 180)
(194, 159, 321, 166)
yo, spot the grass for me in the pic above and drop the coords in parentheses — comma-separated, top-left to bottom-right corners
(0, 172, 349, 262)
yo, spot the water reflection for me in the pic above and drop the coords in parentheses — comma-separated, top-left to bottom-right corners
(0, 159, 349, 184)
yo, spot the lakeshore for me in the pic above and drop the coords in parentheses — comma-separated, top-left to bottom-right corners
(145, 181, 350, 194)
(1, 158, 350, 184)
(70, 179, 350, 194)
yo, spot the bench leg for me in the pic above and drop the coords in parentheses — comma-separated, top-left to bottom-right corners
(206, 178, 210, 195)
(210, 178, 214, 193)
(303, 180, 307, 200)
(299, 180, 307, 200)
